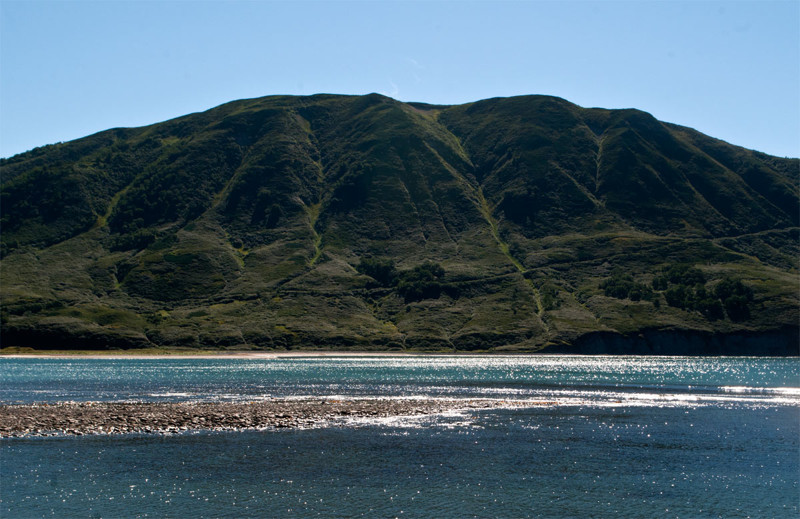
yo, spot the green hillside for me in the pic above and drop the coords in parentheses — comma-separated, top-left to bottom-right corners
(1, 94, 798, 353)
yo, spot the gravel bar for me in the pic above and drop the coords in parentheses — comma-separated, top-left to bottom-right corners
(0, 398, 518, 437)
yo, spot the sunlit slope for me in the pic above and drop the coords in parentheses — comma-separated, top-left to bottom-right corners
(1, 94, 797, 352)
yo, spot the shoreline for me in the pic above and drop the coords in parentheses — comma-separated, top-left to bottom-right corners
(2, 350, 796, 359)
(0, 350, 439, 359)
(3, 326, 798, 357)
(0, 398, 528, 438)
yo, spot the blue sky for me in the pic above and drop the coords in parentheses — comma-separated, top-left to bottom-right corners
(1, 1, 798, 158)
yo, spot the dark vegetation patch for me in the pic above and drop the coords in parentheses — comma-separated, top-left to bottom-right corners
(599, 264, 756, 322)
(357, 258, 459, 303)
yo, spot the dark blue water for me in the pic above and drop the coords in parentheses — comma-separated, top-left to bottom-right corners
(2, 356, 798, 517)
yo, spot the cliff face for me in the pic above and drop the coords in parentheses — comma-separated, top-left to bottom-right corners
(546, 327, 799, 356)
(1, 94, 798, 353)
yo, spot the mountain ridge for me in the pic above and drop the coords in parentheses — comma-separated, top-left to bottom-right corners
(1, 93, 797, 353)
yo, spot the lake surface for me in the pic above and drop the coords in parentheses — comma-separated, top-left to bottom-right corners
(2, 355, 798, 517)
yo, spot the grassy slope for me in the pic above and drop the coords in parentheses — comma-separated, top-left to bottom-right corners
(1, 94, 798, 352)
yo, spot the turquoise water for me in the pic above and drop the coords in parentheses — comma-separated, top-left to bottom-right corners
(2, 355, 799, 517)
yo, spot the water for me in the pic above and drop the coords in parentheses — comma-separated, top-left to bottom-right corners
(2, 355, 798, 517)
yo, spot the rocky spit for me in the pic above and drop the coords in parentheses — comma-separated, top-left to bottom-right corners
(0, 398, 534, 437)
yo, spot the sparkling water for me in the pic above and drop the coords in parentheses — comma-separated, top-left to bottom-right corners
(2, 355, 798, 517)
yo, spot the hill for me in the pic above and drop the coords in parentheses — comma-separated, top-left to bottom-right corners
(1, 94, 798, 353)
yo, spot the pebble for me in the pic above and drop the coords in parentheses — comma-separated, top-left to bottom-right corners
(0, 398, 505, 437)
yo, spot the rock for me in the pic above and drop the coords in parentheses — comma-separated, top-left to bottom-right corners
(0, 398, 507, 437)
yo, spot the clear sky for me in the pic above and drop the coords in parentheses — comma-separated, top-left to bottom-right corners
(1, 0, 798, 158)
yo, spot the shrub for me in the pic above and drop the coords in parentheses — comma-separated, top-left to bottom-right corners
(664, 285, 690, 308)
(651, 265, 757, 322)
(659, 273, 754, 322)
(714, 278, 754, 321)
(397, 262, 446, 302)
(724, 295, 751, 321)
(600, 274, 653, 301)
(714, 278, 753, 301)
(664, 264, 706, 286)
(695, 298, 724, 320)
(539, 282, 560, 311)
(628, 284, 654, 302)
(651, 275, 669, 291)
(108, 228, 157, 251)
(356, 258, 397, 287)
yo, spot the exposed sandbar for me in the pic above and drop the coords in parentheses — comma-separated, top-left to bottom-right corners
(0, 398, 525, 437)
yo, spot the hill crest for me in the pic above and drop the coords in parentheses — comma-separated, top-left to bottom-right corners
(1, 94, 798, 353)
